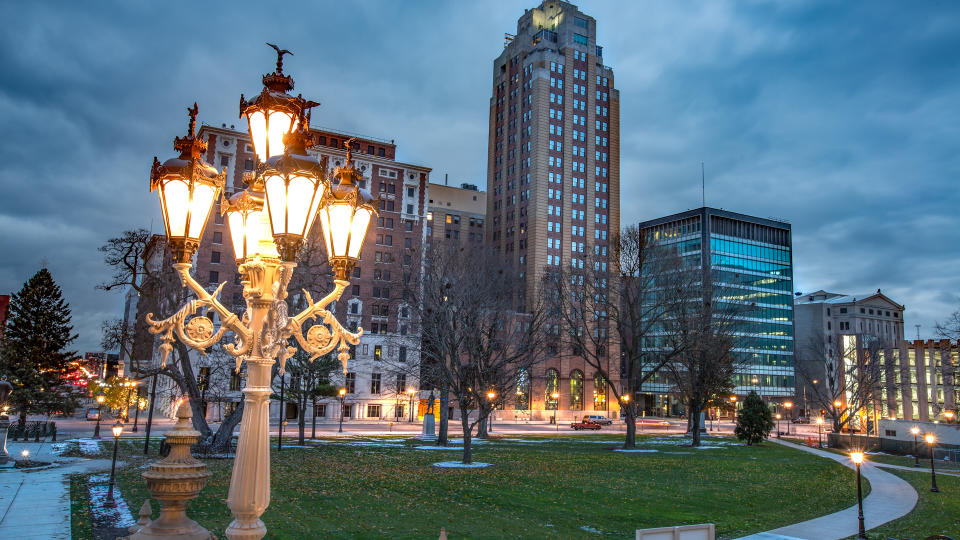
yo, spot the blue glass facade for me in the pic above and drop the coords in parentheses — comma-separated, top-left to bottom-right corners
(639, 208, 795, 397)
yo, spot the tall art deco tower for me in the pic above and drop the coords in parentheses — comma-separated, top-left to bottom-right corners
(486, 1, 621, 418)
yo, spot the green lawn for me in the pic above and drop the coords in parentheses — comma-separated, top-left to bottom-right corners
(96, 435, 860, 539)
(844, 468, 960, 539)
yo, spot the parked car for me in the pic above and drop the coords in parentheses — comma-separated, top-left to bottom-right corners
(792, 417, 810, 424)
(85, 408, 101, 421)
(571, 420, 602, 431)
(583, 415, 612, 425)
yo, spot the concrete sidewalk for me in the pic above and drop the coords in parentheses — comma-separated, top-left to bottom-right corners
(0, 440, 114, 540)
(738, 438, 918, 540)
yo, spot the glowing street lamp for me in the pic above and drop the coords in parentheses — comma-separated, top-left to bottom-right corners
(94, 393, 106, 439)
(150, 104, 226, 264)
(925, 433, 939, 493)
(775, 413, 782, 438)
(816, 417, 824, 448)
(338, 388, 347, 434)
(316, 143, 378, 281)
(730, 395, 738, 425)
(850, 451, 867, 539)
(488, 391, 497, 432)
(784, 401, 793, 435)
(551, 391, 560, 431)
(107, 420, 124, 505)
(945, 411, 955, 423)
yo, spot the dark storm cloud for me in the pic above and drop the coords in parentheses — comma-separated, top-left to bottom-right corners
(1, 1, 958, 351)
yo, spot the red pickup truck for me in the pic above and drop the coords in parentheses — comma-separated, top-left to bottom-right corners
(570, 420, 602, 431)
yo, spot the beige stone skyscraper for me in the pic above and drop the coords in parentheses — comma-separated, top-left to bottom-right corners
(486, 1, 620, 419)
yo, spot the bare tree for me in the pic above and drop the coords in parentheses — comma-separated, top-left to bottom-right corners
(797, 332, 886, 433)
(662, 280, 748, 446)
(410, 244, 548, 464)
(541, 227, 692, 448)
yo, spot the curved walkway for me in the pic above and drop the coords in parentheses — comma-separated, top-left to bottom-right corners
(738, 438, 918, 540)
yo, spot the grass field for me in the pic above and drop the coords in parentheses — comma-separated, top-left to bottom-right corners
(89, 434, 863, 539)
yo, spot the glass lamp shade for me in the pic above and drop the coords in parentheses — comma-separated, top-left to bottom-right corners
(150, 104, 226, 263)
(317, 142, 377, 280)
(112, 421, 124, 438)
(261, 144, 328, 261)
(223, 190, 279, 262)
(244, 108, 298, 162)
(239, 49, 317, 163)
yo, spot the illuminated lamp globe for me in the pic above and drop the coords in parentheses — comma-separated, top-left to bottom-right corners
(239, 43, 315, 162)
(262, 115, 328, 261)
(317, 139, 378, 281)
(96, 394, 105, 405)
(150, 104, 226, 263)
(850, 451, 864, 464)
(925, 433, 935, 445)
(112, 420, 124, 438)
(222, 189, 279, 263)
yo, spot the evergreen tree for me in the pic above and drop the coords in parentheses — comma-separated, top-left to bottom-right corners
(0, 268, 79, 425)
(734, 390, 774, 446)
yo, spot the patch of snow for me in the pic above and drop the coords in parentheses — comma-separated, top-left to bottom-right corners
(88, 473, 135, 528)
(77, 438, 102, 455)
(433, 461, 492, 468)
(50, 441, 72, 455)
(497, 438, 551, 443)
(693, 445, 724, 449)
(613, 449, 658, 453)
(580, 525, 603, 534)
(415, 446, 463, 451)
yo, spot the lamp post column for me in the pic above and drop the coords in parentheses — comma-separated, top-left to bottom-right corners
(225, 355, 275, 540)
(928, 439, 939, 493)
(855, 460, 866, 539)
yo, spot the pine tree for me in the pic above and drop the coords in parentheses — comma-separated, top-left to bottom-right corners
(735, 390, 774, 446)
(0, 268, 79, 426)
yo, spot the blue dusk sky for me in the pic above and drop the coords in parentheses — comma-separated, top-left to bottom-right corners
(0, 1, 958, 352)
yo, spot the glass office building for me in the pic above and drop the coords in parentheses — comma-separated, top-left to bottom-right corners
(638, 207, 795, 401)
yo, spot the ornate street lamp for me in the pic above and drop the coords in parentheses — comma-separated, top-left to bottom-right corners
(145, 44, 376, 540)
(107, 420, 124, 505)
(925, 433, 939, 493)
(94, 393, 105, 439)
(552, 391, 561, 431)
(850, 451, 867, 539)
(487, 391, 497, 433)
(816, 417, 824, 448)
(407, 388, 416, 423)
(784, 401, 793, 435)
(338, 388, 347, 434)
(150, 103, 226, 264)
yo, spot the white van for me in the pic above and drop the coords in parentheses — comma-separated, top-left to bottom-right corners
(582, 414, 612, 425)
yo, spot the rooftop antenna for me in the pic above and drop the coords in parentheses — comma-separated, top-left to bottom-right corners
(915, 324, 921, 341)
(701, 162, 706, 208)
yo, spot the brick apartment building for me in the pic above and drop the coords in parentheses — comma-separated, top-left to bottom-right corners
(426, 182, 486, 246)
(487, 1, 621, 420)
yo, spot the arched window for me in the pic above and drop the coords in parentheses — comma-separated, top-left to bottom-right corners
(570, 370, 584, 410)
(593, 372, 607, 411)
(545, 368, 560, 410)
(515, 368, 531, 410)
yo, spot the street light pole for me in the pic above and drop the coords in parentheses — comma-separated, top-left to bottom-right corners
(816, 417, 823, 448)
(784, 401, 793, 436)
(850, 452, 867, 540)
(132, 386, 142, 432)
(551, 392, 560, 432)
(144, 47, 377, 540)
(911, 426, 920, 466)
(94, 393, 105, 439)
(487, 391, 497, 433)
(144, 366, 159, 455)
(339, 388, 346, 434)
(408, 389, 415, 423)
(926, 433, 939, 493)
(277, 373, 285, 452)
(106, 420, 124, 505)
(776, 414, 782, 439)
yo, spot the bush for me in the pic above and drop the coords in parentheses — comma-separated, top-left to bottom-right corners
(735, 391, 774, 445)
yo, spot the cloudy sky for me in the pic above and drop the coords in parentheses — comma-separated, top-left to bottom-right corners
(1, 1, 958, 352)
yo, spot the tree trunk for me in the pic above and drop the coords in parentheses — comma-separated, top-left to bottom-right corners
(623, 405, 637, 449)
(438, 381, 450, 446)
(298, 400, 306, 445)
(459, 409, 472, 465)
(204, 400, 243, 454)
(477, 414, 488, 439)
(690, 404, 702, 447)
